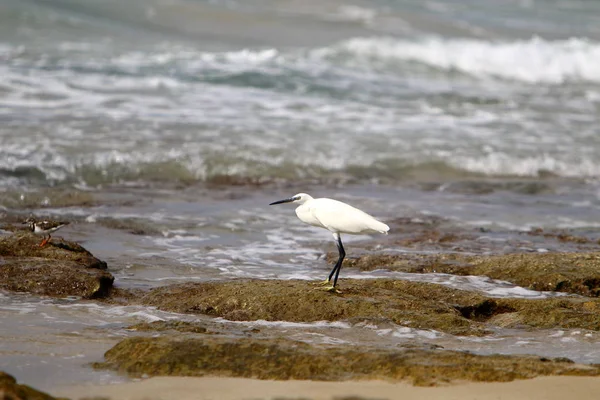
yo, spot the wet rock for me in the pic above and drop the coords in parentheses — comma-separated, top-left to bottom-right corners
(453, 297, 600, 331)
(385, 215, 473, 250)
(387, 215, 448, 229)
(526, 228, 596, 245)
(127, 321, 209, 334)
(94, 336, 600, 386)
(396, 230, 467, 247)
(433, 180, 554, 195)
(137, 279, 600, 335)
(0, 234, 113, 299)
(97, 217, 163, 236)
(324, 254, 405, 272)
(434, 253, 600, 297)
(492, 297, 600, 330)
(340, 252, 600, 297)
(139, 279, 488, 336)
(0, 189, 95, 209)
(206, 174, 273, 187)
(0, 371, 68, 400)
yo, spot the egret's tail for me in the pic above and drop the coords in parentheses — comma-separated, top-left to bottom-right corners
(374, 221, 390, 234)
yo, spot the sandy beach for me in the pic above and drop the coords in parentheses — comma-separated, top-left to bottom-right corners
(54, 376, 600, 400)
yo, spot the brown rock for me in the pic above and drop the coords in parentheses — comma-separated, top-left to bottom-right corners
(127, 321, 209, 334)
(0, 189, 95, 209)
(96, 217, 162, 236)
(139, 279, 487, 336)
(0, 371, 68, 400)
(95, 336, 600, 386)
(339, 252, 600, 297)
(0, 234, 113, 299)
(137, 279, 600, 335)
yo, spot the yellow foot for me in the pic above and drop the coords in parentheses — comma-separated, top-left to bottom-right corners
(311, 279, 331, 286)
(322, 285, 343, 294)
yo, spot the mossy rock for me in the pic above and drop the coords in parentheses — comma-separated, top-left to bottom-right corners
(95, 336, 600, 386)
(464, 253, 600, 297)
(137, 279, 600, 335)
(127, 321, 209, 334)
(139, 279, 487, 336)
(337, 252, 600, 297)
(96, 217, 163, 236)
(0, 371, 69, 400)
(0, 189, 95, 209)
(0, 234, 113, 299)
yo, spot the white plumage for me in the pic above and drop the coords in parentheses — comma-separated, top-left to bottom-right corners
(269, 193, 389, 291)
(294, 195, 389, 235)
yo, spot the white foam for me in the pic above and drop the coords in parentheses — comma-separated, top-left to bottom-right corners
(375, 271, 568, 299)
(375, 326, 441, 340)
(291, 332, 351, 345)
(331, 6, 377, 24)
(54, 302, 187, 325)
(455, 152, 600, 178)
(215, 318, 352, 329)
(105, 47, 281, 74)
(3, 37, 600, 185)
(325, 36, 600, 83)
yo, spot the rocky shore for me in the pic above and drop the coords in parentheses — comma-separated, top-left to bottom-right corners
(1, 220, 600, 399)
(0, 234, 112, 299)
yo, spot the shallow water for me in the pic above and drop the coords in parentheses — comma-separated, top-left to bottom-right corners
(2, 286, 599, 392)
(2, 0, 600, 391)
(2, 184, 599, 391)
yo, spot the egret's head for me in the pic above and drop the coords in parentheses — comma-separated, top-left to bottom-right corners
(269, 193, 313, 206)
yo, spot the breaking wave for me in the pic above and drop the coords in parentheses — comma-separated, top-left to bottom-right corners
(0, 155, 595, 189)
(5, 35, 600, 86)
(323, 36, 600, 83)
(3, 33, 600, 188)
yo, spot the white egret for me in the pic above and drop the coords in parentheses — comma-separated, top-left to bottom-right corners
(269, 193, 389, 292)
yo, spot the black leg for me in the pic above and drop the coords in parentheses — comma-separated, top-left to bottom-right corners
(327, 234, 345, 287)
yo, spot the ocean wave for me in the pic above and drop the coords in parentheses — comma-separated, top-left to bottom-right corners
(8, 35, 600, 86)
(0, 154, 596, 189)
(320, 36, 600, 83)
(3, 35, 599, 111)
(2, 36, 600, 189)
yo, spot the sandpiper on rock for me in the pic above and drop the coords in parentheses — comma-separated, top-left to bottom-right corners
(25, 216, 70, 247)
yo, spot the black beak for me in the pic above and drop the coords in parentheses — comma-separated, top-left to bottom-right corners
(269, 197, 295, 205)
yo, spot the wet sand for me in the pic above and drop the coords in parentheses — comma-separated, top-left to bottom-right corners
(55, 376, 600, 400)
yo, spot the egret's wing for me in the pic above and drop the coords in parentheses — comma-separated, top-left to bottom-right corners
(311, 199, 387, 234)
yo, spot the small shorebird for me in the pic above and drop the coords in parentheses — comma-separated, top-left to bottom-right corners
(269, 193, 389, 292)
(25, 216, 70, 247)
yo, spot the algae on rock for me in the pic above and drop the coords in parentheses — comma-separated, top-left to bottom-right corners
(0, 234, 113, 299)
(139, 279, 487, 336)
(95, 336, 600, 386)
(338, 252, 600, 297)
(137, 279, 600, 335)
(0, 371, 68, 400)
